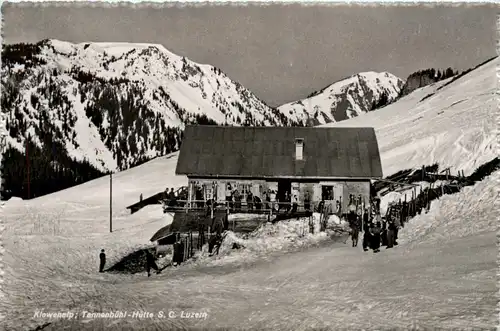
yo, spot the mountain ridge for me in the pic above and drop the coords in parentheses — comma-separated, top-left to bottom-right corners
(2, 39, 403, 172)
(278, 71, 404, 125)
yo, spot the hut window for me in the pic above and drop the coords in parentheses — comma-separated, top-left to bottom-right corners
(321, 185, 334, 201)
(295, 138, 304, 160)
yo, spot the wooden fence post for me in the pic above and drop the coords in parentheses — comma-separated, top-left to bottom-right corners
(190, 231, 193, 257)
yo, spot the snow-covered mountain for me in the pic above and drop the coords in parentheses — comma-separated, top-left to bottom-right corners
(1, 39, 298, 172)
(278, 72, 404, 125)
(321, 57, 498, 177)
(2, 39, 405, 174)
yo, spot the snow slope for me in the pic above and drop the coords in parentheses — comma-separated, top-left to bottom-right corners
(2, 57, 498, 330)
(320, 57, 498, 177)
(3, 172, 497, 330)
(278, 71, 404, 125)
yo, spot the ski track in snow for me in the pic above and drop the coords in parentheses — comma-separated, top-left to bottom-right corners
(2, 58, 498, 330)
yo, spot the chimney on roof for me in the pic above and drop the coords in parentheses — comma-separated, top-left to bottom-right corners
(295, 138, 304, 160)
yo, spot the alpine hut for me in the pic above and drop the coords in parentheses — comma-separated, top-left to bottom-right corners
(174, 125, 383, 214)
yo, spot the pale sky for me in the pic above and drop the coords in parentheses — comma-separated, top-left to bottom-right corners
(2, 3, 497, 107)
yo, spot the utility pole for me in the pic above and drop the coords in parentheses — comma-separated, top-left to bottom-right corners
(110, 172, 113, 233)
(0, 114, 7, 201)
(26, 132, 30, 199)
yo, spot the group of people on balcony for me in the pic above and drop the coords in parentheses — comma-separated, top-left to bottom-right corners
(225, 189, 303, 213)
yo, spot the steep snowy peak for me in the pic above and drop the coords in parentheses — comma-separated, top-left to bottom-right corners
(321, 56, 498, 177)
(278, 71, 404, 125)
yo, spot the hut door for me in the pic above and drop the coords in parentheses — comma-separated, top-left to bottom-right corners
(312, 184, 321, 204)
(277, 179, 292, 202)
(217, 182, 225, 203)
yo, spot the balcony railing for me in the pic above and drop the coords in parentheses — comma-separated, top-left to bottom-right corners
(161, 199, 349, 216)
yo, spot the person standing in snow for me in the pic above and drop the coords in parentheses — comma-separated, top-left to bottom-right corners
(99, 249, 106, 273)
(386, 219, 397, 249)
(393, 215, 401, 246)
(211, 216, 224, 236)
(209, 217, 224, 256)
(347, 196, 357, 229)
(370, 222, 382, 253)
(362, 222, 372, 252)
(362, 208, 369, 233)
(350, 215, 360, 247)
(145, 249, 161, 277)
(380, 217, 388, 247)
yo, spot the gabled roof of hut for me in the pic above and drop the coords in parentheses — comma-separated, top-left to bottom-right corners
(175, 125, 383, 179)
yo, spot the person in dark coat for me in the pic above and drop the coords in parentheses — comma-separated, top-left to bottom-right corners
(394, 224, 399, 246)
(145, 249, 161, 277)
(209, 232, 224, 256)
(304, 192, 311, 211)
(335, 200, 342, 217)
(99, 249, 106, 272)
(223, 214, 229, 231)
(209, 218, 224, 256)
(284, 191, 291, 212)
(317, 200, 325, 213)
(380, 219, 388, 247)
(265, 192, 271, 210)
(362, 209, 369, 233)
(362, 223, 372, 252)
(167, 188, 177, 208)
(370, 222, 382, 253)
(386, 220, 397, 248)
(254, 195, 262, 210)
(347, 207, 357, 230)
(350, 216, 360, 247)
(234, 190, 242, 210)
(226, 184, 233, 211)
(211, 216, 224, 236)
(247, 192, 254, 210)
